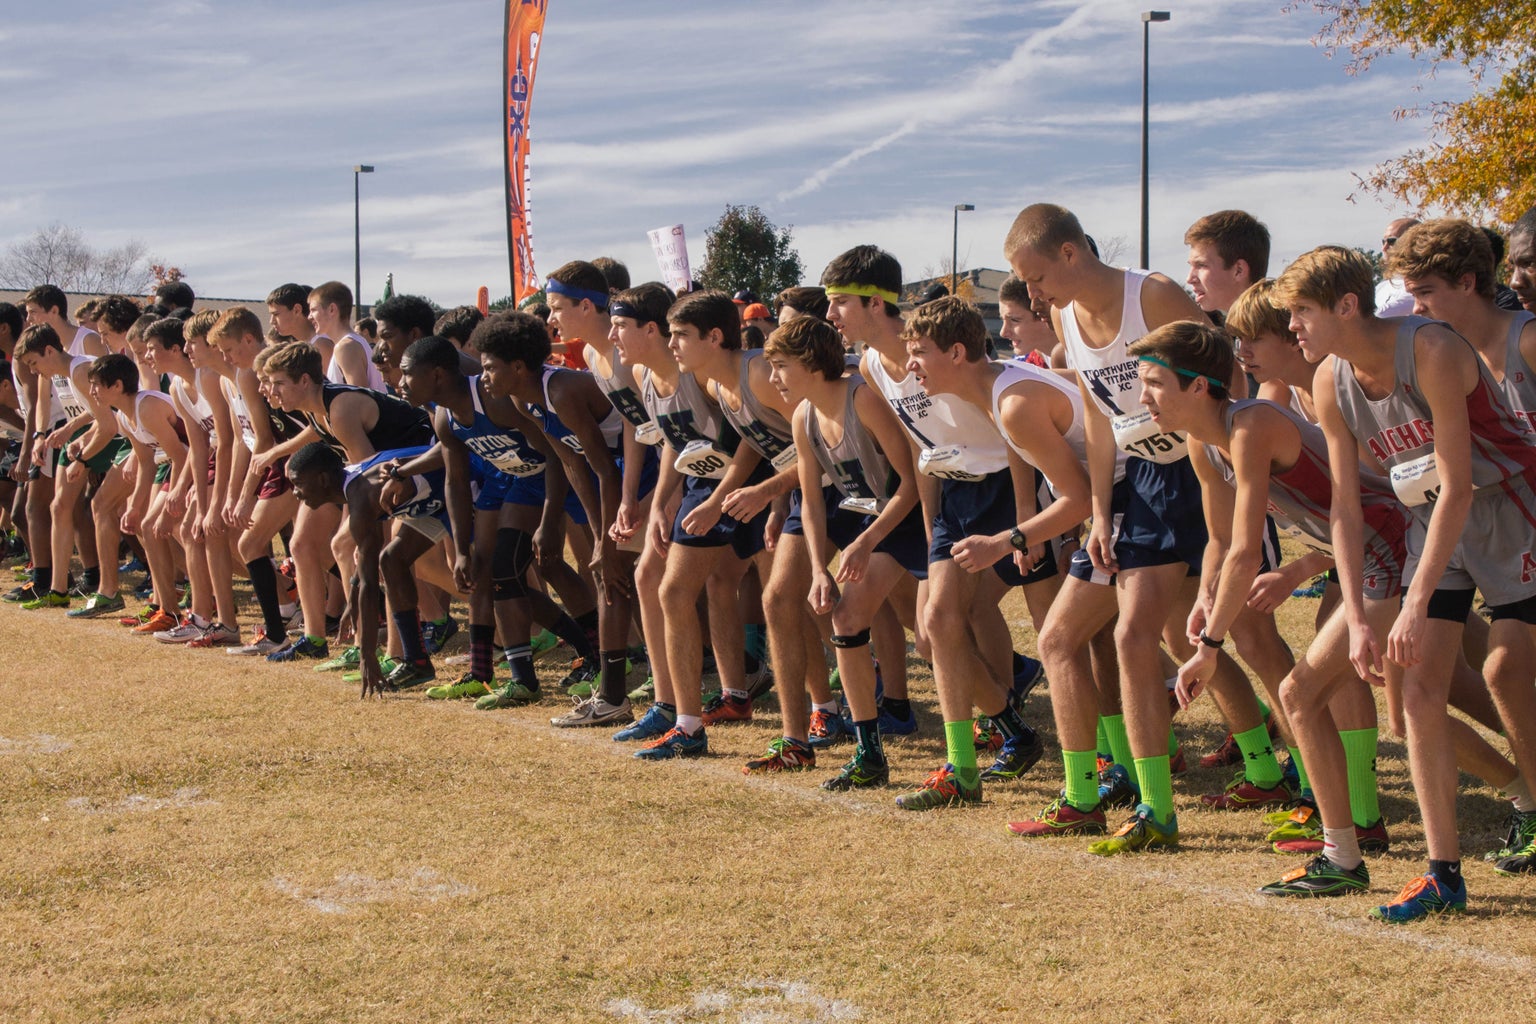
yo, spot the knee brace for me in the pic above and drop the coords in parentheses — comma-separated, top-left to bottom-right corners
(830, 629, 871, 649)
(491, 528, 534, 601)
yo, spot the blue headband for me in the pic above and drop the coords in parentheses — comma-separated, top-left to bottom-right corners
(545, 278, 610, 309)
(609, 300, 651, 325)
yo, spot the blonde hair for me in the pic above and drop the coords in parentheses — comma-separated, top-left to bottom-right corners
(1225, 280, 1295, 345)
(1272, 245, 1376, 316)
(209, 306, 265, 346)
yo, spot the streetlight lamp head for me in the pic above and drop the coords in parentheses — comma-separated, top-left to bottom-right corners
(355, 165, 375, 174)
(1142, 10, 1170, 22)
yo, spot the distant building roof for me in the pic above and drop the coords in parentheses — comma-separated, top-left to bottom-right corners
(901, 267, 1012, 308)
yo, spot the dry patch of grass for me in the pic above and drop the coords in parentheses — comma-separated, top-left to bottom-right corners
(1, 577, 1533, 1023)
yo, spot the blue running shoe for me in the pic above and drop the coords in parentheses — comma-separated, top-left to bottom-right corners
(1098, 763, 1140, 809)
(420, 616, 459, 655)
(877, 702, 918, 737)
(633, 725, 708, 760)
(266, 635, 330, 663)
(614, 704, 676, 742)
(1011, 656, 1046, 704)
(1281, 753, 1302, 796)
(807, 707, 854, 748)
(980, 731, 1044, 782)
(1369, 873, 1467, 923)
(1291, 577, 1327, 599)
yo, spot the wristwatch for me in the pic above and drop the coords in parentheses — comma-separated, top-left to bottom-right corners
(1008, 526, 1028, 551)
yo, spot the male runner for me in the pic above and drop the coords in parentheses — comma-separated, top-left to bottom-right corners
(824, 248, 1043, 809)
(1277, 244, 1536, 920)
(1131, 320, 1403, 896)
(1006, 204, 1279, 851)
(308, 282, 385, 390)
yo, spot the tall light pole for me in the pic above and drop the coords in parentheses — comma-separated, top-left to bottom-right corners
(354, 164, 375, 313)
(952, 203, 974, 298)
(1140, 11, 1169, 270)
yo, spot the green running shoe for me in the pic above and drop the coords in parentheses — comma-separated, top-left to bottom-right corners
(382, 659, 435, 691)
(20, 590, 69, 610)
(315, 646, 361, 673)
(1494, 835, 1536, 876)
(1484, 807, 1536, 861)
(67, 592, 125, 618)
(1088, 803, 1179, 856)
(426, 674, 494, 701)
(626, 676, 655, 703)
(475, 680, 540, 710)
(530, 628, 559, 655)
(821, 745, 889, 791)
(1265, 802, 1322, 848)
(1259, 854, 1369, 897)
(342, 655, 399, 684)
(895, 764, 981, 810)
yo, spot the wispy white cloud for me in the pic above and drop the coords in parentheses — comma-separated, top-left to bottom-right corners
(0, 0, 1481, 305)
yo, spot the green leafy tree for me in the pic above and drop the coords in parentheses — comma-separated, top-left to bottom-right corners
(1299, 1, 1536, 219)
(1355, 246, 1387, 285)
(698, 205, 804, 299)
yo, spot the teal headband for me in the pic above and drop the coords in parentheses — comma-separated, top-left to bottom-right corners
(1137, 354, 1227, 390)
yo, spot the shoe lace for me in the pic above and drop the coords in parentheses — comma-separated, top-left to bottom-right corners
(644, 726, 685, 749)
(1392, 875, 1436, 903)
(919, 767, 958, 796)
(1112, 811, 1148, 838)
(808, 709, 832, 734)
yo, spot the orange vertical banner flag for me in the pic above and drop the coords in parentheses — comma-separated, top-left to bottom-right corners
(505, 0, 548, 303)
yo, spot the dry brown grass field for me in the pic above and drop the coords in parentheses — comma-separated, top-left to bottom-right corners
(3, 562, 1535, 1023)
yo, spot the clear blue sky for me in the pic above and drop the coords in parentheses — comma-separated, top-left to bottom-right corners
(1, 0, 1471, 304)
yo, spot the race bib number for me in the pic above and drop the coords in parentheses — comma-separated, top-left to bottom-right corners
(634, 421, 664, 447)
(918, 445, 985, 482)
(837, 495, 881, 515)
(770, 444, 800, 473)
(491, 453, 545, 478)
(675, 439, 729, 479)
(1112, 409, 1187, 464)
(1389, 452, 1441, 507)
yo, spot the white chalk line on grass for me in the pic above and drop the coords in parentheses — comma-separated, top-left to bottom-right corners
(607, 978, 863, 1022)
(486, 708, 1536, 977)
(0, 733, 73, 754)
(272, 867, 473, 915)
(67, 786, 216, 814)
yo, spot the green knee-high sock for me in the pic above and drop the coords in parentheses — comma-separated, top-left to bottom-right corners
(1287, 745, 1311, 794)
(1167, 725, 1180, 758)
(1064, 749, 1100, 810)
(1100, 714, 1135, 773)
(946, 720, 979, 790)
(1234, 723, 1283, 788)
(1096, 718, 1112, 759)
(1338, 728, 1381, 827)
(1257, 696, 1271, 720)
(1134, 755, 1176, 823)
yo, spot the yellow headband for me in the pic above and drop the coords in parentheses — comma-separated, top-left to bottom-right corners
(824, 281, 900, 305)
